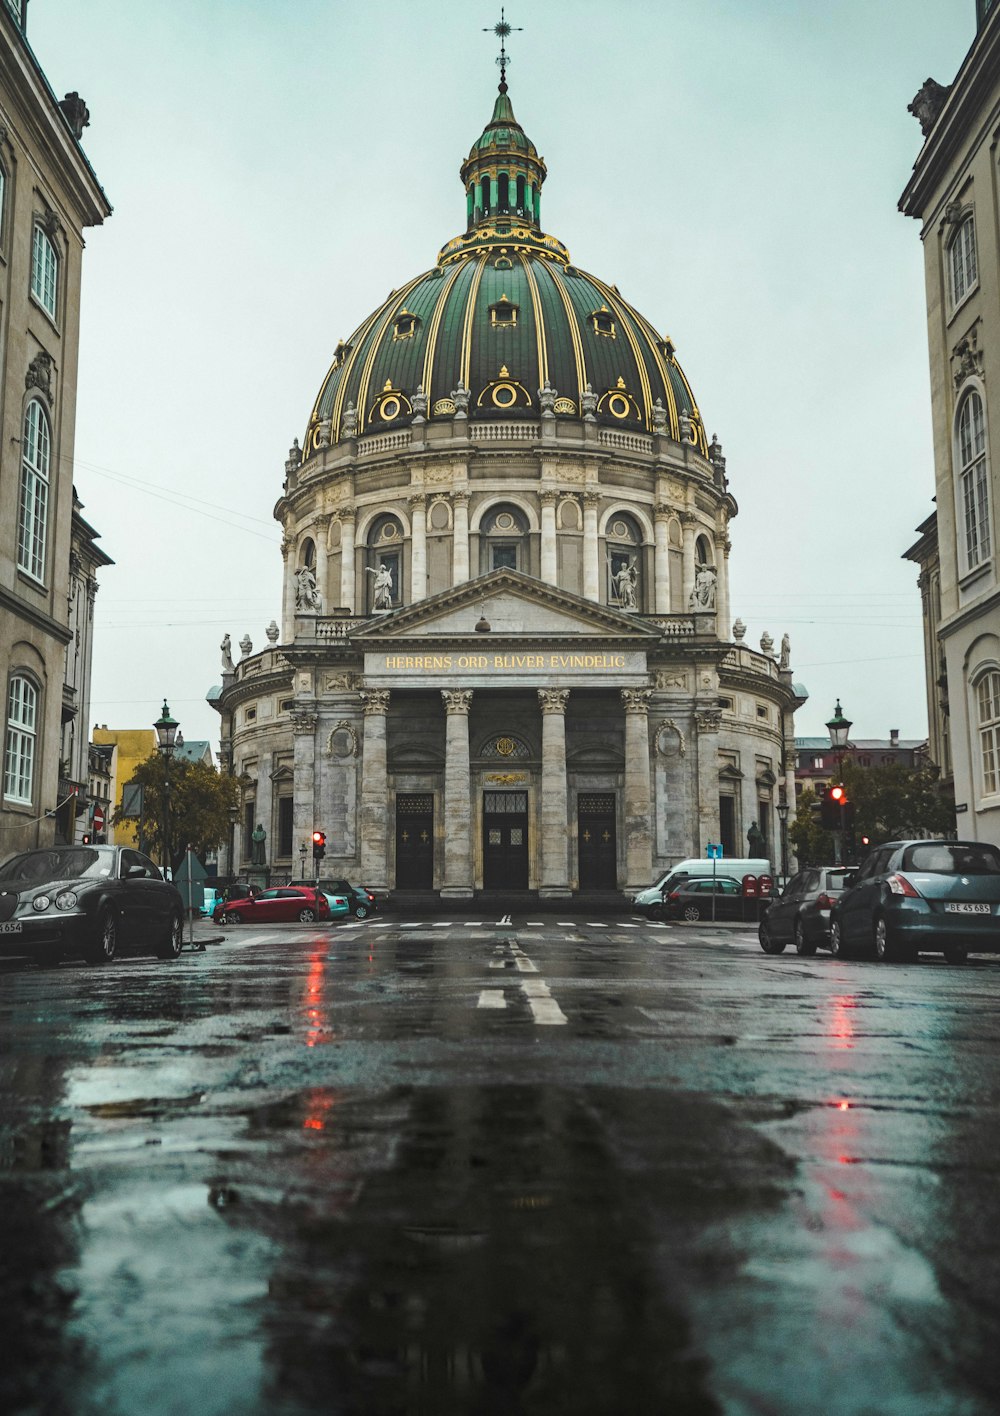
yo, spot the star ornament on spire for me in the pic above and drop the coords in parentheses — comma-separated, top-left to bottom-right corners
(484, 7, 522, 91)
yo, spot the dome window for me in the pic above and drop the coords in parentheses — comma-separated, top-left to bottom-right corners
(368, 380, 413, 426)
(477, 366, 532, 413)
(590, 306, 616, 339)
(489, 296, 518, 328)
(392, 310, 419, 341)
(481, 503, 528, 574)
(494, 250, 513, 271)
(597, 378, 640, 422)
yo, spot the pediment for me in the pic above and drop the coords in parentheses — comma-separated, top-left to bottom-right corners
(352, 569, 661, 643)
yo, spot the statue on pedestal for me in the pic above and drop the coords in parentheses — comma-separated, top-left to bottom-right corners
(367, 562, 394, 611)
(747, 821, 766, 857)
(251, 823, 267, 866)
(689, 563, 717, 611)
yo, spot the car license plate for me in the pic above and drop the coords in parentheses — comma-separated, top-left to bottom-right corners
(0, 921, 22, 933)
(944, 903, 991, 914)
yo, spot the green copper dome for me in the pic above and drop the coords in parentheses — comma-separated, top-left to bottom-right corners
(304, 87, 706, 457)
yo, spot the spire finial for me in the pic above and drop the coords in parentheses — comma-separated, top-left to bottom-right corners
(484, 7, 522, 93)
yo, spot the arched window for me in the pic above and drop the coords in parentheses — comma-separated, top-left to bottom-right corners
(300, 537, 316, 569)
(31, 224, 58, 319)
(950, 215, 978, 307)
(498, 173, 510, 213)
(515, 174, 526, 216)
(695, 534, 713, 566)
(18, 399, 50, 581)
(957, 391, 991, 571)
(606, 513, 642, 609)
(977, 670, 1000, 797)
(4, 675, 38, 804)
(481, 176, 490, 216)
(481, 504, 528, 573)
(367, 515, 402, 611)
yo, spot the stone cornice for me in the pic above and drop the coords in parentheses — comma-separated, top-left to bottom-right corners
(0, 583, 72, 645)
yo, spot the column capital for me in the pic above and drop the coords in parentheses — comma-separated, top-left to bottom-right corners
(620, 687, 651, 715)
(654, 502, 672, 521)
(538, 688, 570, 714)
(695, 707, 722, 733)
(539, 488, 560, 508)
(408, 491, 426, 510)
(680, 509, 698, 525)
(336, 505, 356, 524)
(290, 708, 318, 734)
(441, 688, 473, 715)
(451, 489, 470, 508)
(313, 512, 331, 530)
(359, 688, 391, 716)
(280, 535, 293, 559)
(583, 489, 601, 508)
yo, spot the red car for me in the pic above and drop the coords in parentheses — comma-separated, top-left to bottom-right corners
(213, 886, 329, 925)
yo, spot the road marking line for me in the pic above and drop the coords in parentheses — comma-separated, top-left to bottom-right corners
(370, 923, 390, 929)
(477, 990, 507, 1009)
(520, 977, 568, 1025)
(586, 922, 608, 928)
(464, 921, 483, 927)
(400, 923, 421, 929)
(433, 922, 451, 927)
(618, 923, 638, 929)
(557, 921, 575, 926)
(526, 921, 544, 926)
(488, 960, 508, 969)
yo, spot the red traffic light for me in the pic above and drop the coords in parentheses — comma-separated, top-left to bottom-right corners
(311, 830, 325, 846)
(829, 785, 847, 804)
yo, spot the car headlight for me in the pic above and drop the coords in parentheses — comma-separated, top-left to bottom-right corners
(32, 894, 51, 912)
(55, 891, 78, 910)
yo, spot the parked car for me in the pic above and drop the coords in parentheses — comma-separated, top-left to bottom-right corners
(0, 845, 184, 964)
(213, 886, 330, 925)
(758, 867, 853, 955)
(318, 879, 378, 919)
(829, 840, 1000, 963)
(632, 857, 771, 916)
(321, 892, 351, 920)
(662, 876, 751, 922)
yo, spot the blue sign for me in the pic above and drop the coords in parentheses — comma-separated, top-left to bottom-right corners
(706, 843, 723, 859)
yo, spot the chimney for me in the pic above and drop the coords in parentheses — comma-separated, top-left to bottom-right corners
(890, 729, 899, 747)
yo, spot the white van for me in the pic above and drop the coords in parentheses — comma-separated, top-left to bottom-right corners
(632, 857, 772, 914)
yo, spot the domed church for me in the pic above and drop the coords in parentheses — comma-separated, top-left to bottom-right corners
(210, 66, 803, 899)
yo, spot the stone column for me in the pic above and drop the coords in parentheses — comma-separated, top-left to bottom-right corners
(410, 494, 427, 602)
(359, 689, 390, 890)
(280, 534, 295, 639)
(716, 537, 731, 637)
(681, 512, 697, 610)
(621, 688, 653, 892)
(338, 508, 356, 611)
(540, 490, 559, 585)
(314, 516, 330, 611)
(291, 708, 318, 864)
(653, 503, 670, 614)
(695, 707, 722, 857)
(452, 491, 470, 585)
(538, 689, 571, 897)
(441, 688, 473, 897)
(583, 490, 600, 601)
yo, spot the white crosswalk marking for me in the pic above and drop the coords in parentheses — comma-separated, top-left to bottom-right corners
(520, 977, 568, 1025)
(477, 990, 507, 1009)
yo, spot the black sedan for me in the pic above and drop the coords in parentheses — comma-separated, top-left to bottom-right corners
(318, 878, 379, 918)
(0, 845, 184, 964)
(662, 876, 750, 922)
(829, 839, 1000, 963)
(758, 866, 853, 955)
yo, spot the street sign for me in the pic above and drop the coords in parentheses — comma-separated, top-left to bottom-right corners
(706, 843, 723, 859)
(120, 782, 144, 818)
(175, 851, 208, 911)
(92, 805, 105, 833)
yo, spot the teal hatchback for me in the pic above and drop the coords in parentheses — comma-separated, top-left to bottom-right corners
(829, 840, 1000, 963)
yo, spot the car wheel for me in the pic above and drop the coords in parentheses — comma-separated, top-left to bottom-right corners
(88, 906, 118, 964)
(223, 910, 241, 924)
(829, 919, 851, 959)
(298, 908, 317, 923)
(758, 920, 786, 954)
(795, 919, 817, 957)
(943, 943, 969, 965)
(682, 903, 702, 922)
(353, 903, 370, 919)
(155, 910, 183, 960)
(874, 913, 901, 963)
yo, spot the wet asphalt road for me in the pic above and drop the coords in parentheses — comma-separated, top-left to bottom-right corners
(2, 909, 1000, 1416)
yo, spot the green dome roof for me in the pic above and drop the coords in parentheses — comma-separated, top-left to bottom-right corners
(304, 87, 706, 456)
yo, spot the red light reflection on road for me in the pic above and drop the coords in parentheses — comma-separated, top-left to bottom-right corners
(302, 1088, 337, 1133)
(826, 995, 857, 1050)
(303, 949, 336, 1048)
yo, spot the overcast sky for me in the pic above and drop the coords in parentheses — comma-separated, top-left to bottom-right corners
(30, 0, 973, 751)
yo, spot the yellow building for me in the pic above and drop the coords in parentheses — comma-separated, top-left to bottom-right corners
(91, 726, 155, 848)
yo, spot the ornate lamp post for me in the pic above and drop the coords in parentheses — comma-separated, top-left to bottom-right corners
(825, 699, 853, 865)
(776, 793, 790, 884)
(153, 699, 179, 875)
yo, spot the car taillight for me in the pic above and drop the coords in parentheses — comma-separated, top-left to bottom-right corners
(366, 893, 375, 902)
(888, 874, 922, 898)
(668, 891, 681, 901)
(816, 893, 833, 910)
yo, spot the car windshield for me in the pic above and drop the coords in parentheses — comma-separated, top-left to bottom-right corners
(902, 843, 1000, 876)
(822, 870, 852, 891)
(0, 847, 109, 883)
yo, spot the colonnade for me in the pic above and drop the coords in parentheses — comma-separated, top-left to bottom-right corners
(353, 685, 653, 897)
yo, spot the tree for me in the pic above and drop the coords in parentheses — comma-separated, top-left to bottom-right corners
(112, 755, 239, 870)
(789, 764, 955, 869)
(788, 787, 835, 868)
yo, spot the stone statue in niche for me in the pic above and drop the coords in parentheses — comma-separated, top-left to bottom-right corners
(747, 821, 766, 857)
(779, 633, 791, 670)
(250, 823, 267, 866)
(220, 634, 235, 673)
(609, 556, 638, 610)
(689, 563, 717, 611)
(367, 562, 394, 611)
(580, 382, 597, 421)
(295, 564, 322, 611)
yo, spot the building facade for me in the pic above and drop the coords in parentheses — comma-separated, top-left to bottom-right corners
(794, 731, 926, 800)
(211, 82, 804, 897)
(900, 4, 1000, 848)
(0, 4, 110, 859)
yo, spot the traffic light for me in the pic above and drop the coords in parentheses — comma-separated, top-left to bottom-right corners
(311, 829, 326, 861)
(81, 833, 92, 845)
(820, 784, 849, 831)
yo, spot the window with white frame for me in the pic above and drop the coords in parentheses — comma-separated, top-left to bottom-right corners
(957, 390, 992, 571)
(31, 224, 58, 318)
(18, 399, 50, 581)
(4, 676, 38, 803)
(950, 215, 978, 307)
(977, 670, 1000, 796)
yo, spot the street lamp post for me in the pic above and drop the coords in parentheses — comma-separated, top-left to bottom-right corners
(825, 698, 853, 865)
(153, 699, 180, 876)
(299, 843, 308, 880)
(776, 794, 790, 884)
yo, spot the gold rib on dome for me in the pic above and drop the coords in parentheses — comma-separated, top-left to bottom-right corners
(308, 299, 385, 444)
(421, 259, 468, 406)
(460, 252, 490, 392)
(327, 272, 427, 441)
(353, 273, 430, 436)
(517, 250, 548, 388)
(538, 259, 588, 396)
(588, 274, 653, 426)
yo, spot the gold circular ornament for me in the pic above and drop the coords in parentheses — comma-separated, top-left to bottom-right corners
(495, 512, 515, 531)
(495, 736, 516, 757)
(608, 393, 630, 419)
(612, 519, 630, 540)
(379, 522, 398, 541)
(491, 383, 518, 409)
(379, 396, 401, 421)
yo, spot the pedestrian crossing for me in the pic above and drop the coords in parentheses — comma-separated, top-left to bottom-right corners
(336, 917, 672, 932)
